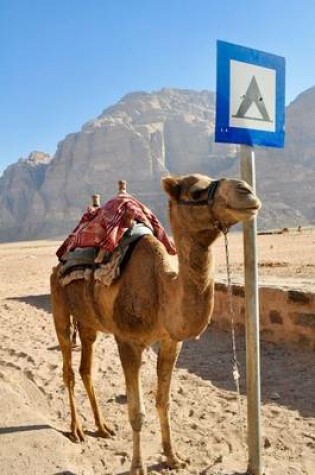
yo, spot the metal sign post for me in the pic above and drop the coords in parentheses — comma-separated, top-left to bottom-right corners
(215, 40, 285, 475)
(240, 145, 262, 475)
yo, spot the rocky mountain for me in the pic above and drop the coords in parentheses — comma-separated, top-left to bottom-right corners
(0, 87, 314, 242)
(254, 87, 315, 229)
(0, 152, 51, 240)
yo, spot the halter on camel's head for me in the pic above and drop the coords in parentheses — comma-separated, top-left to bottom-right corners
(176, 180, 220, 207)
(176, 179, 225, 232)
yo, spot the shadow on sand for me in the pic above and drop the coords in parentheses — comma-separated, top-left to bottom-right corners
(0, 423, 55, 435)
(117, 464, 247, 475)
(7, 293, 51, 313)
(7, 293, 315, 419)
(177, 326, 315, 418)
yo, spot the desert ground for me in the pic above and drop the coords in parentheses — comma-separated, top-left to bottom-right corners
(0, 229, 314, 475)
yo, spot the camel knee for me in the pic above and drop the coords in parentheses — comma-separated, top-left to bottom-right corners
(156, 397, 170, 412)
(63, 366, 75, 387)
(79, 366, 92, 383)
(129, 411, 146, 432)
(79, 366, 87, 377)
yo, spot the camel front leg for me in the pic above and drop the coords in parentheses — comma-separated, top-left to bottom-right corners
(156, 338, 188, 469)
(116, 339, 146, 475)
(78, 325, 115, 438)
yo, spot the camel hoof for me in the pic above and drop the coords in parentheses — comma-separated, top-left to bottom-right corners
(165, 451, 189, 469)
(130, 466, 147, 475)
(68, 428, 85, 443)
(97, 423, 115, 438)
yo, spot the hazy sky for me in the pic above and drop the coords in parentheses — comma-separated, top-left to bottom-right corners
(1, 0, 314, 173)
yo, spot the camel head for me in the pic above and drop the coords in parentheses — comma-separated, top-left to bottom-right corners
(162, 173, 261, 234)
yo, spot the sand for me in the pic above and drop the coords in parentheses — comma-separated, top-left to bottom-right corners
(0, 230, 314, 475)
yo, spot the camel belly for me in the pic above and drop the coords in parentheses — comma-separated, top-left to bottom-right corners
(63, 279, 115, 333)
(111, 266, 163, 343)
(60, 235, 171, 343)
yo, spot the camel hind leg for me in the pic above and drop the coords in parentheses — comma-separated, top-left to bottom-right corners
(50, 273, 84, 442)
(78, 324, 115, 438)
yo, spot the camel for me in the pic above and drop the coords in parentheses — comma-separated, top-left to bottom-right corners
(50, 173, 261, 475)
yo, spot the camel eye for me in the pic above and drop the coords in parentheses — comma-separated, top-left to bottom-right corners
(190, 188, 206, 200)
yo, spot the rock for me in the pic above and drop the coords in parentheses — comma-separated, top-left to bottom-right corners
(1, 87, 315, 242)
(270, 392, 281, 400)
(214, 454, 223, 464)
(0, 151, 51, 241)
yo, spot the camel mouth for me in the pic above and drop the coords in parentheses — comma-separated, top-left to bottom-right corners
(245, 207, 259, 215)
(225, 202, 260, 221)
(245, 204, 261, 211)
(227, 203, 261, 213)
(244, 205, 260, 214)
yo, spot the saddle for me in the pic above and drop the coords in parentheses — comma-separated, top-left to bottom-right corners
(58, 223, 153, 286)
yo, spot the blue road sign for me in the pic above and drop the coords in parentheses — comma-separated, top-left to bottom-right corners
(215, 40, 285, 148)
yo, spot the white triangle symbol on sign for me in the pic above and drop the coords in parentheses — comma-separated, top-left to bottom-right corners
(233, 76, 271, 122)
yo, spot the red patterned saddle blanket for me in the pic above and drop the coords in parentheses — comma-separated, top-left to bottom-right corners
(56, 194, 176, 261)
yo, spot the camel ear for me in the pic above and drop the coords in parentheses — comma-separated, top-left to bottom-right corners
(161, 176, 181, 200)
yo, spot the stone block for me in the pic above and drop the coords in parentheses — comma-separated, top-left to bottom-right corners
(293, 313, 315, 329)
(213, 281, 315, 350)
(288, 291, 311, 305)
(232, 285, 245, 297)
(298, 334, 312, 348)
(269, 310, 283, 325)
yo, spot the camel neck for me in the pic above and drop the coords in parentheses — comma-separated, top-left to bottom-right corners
(175, 229, 219, 289)
(165, 225, 221, 341)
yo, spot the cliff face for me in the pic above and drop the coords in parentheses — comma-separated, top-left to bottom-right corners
(0, 89, 222, 241)
(0, 87, 314, 242)
(0, 152, 51, 240)
(253, 87, 315, 229)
